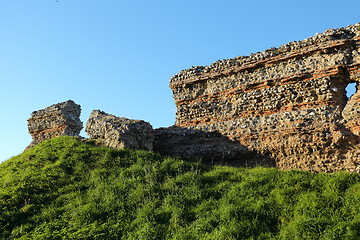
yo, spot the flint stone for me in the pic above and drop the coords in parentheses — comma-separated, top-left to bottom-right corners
(85, 110, 154, 150)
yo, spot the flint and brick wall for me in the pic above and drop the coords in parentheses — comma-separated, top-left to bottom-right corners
(26, 100, 83, 149)
(163, 23, 360, 172)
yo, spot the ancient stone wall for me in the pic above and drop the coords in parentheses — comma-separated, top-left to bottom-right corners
(26, 100, 83, 149)
(154, 126, 275, 167)
(86, 110, 154, 151)
(158, 23, 360, 172)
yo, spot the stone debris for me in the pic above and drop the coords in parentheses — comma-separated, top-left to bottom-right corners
(162, 22, 360, 172)
(85, 110, 154, 151)
(26, 100, 83, 149)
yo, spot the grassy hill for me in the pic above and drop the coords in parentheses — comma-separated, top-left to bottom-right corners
(1, 136, 360, 239)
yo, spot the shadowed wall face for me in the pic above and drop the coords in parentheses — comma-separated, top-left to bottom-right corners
(168, 24, 360, 172)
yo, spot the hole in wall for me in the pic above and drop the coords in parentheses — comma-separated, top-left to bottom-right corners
(346, 82, 357, 99)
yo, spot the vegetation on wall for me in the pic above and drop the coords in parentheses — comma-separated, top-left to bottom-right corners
(1, 136, 360, 239)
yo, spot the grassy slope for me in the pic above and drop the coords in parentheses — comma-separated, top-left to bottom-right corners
(1, 136, 360, 240)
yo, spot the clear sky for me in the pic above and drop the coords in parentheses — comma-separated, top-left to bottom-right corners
(0, 0, 359, 162)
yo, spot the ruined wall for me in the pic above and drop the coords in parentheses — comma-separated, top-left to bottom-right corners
(160, 23, 360, 172)
(27, 100, 83, 149)
(86, 110, 154, 151)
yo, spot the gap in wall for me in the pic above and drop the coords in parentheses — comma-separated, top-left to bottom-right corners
(346, 82, 357, 98)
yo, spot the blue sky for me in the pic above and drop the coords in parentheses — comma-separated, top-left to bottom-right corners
(0, 0, 359, 162)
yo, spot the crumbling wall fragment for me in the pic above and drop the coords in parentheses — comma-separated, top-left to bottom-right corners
(85, 110, 154, 150)
(27, 100, 83, 149)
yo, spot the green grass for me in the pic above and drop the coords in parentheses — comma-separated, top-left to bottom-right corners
(1, 136, 360, 239)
